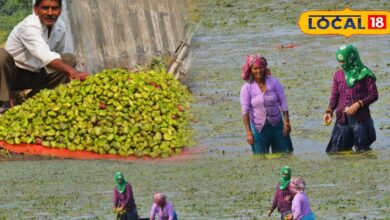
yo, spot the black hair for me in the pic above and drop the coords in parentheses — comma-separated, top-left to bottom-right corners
(34, 0, 62, 7)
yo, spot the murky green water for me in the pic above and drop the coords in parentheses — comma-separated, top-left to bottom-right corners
(1, 0, 389, 219)
(0, 154, 389, 219)
(186, 0, 390, 155)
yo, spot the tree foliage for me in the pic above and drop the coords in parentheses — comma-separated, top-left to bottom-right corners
(0, 0, 31, 44)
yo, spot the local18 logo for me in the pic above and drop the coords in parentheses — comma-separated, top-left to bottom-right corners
(298, 8, 390, 37)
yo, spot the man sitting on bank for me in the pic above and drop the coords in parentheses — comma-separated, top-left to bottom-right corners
(0, 0, 88, 113)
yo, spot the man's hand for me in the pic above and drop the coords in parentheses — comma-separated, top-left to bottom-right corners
(68, 70, 89, 81)
(48, 59, 89, 81)
(78, 72, 89, 81)
(68, 69, 80, 80)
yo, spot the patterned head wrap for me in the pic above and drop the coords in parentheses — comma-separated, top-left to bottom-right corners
(114, 172, 127, 193)
(279, 166, 292, 190)
(241, 54, 271, 81)
(336, 44, 376, 88)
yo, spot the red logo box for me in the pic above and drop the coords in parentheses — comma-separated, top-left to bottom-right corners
(368, 15, 386, 29)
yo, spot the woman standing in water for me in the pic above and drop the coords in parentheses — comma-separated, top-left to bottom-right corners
(324, 44, 378, 153)
(268, 166, 294, 219)
(112, 172, 138, 220)
(149, 193, 178, 220)
(288, 177, 316, 220)
(240, 54, 293, 154)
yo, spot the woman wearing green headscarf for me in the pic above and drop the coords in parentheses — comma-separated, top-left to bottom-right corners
(113, 172, 139, 220)
(268, 166, 294, 220)
(323, 44, 378, 153)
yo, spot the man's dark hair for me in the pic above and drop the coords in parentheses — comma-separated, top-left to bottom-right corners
(34, 0, 62, 7)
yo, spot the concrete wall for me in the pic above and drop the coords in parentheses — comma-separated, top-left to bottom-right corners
(66, 0, 189, 73)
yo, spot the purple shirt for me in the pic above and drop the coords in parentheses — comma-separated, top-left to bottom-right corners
(271, 183, 294, 213)
(240, 76, 288, 131)
(291, 192, 312, 220)
(150, 201, 175, 220)
(328, 70, 378, 124)
(113, 183, 137, 211)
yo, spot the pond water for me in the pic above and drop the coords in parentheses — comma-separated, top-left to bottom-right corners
(185, 0, 390, 156)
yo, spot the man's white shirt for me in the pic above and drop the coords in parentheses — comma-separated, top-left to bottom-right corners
(5, 14, 65, 73)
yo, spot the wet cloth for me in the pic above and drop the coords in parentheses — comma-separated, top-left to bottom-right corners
(291, 192, 314, 220)
(250, 120, 293, 154)
(336, 44, 376, 88)
(326, 117, 376, 153)
(113, 183, 137, 213)
(5, 14, 65, 73)
(150, 201, 177, 220)
(115, 172, 127, 193)
(271, 183, 294, 214)
(328, 69, 378, 124)
(301, 212, 316, 220)
(240, 76, 288, 132)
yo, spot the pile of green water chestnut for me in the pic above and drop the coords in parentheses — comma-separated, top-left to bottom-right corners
(0, 68, 193, 158)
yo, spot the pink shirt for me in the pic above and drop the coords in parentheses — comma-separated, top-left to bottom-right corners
(240, 76, 288, 131)
(292, 192, 312, 220)
(149, 201, 175, 220)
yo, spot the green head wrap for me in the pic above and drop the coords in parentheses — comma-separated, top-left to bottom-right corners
(279, 166, 291, 190)
(114, 172, 127, 193)
(336, 44, 376, 88)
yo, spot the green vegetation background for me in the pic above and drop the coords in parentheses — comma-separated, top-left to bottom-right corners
(0, 0, 31, 46)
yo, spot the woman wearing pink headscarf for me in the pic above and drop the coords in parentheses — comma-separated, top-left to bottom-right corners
(240, 54, 293, 154)
(287, 177, 316, 220)
(149, 193, 177, 220)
